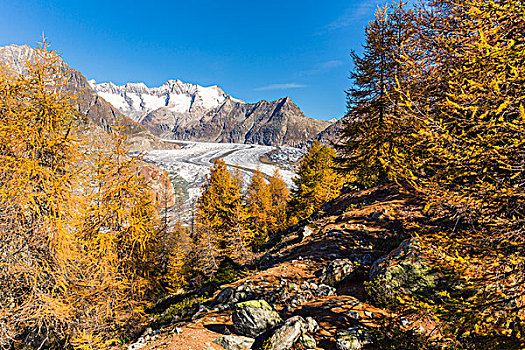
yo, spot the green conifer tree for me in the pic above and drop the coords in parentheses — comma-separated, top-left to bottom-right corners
(288, 141, 344, 223)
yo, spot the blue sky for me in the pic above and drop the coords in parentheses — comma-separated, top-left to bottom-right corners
(0, 0, 384, 120)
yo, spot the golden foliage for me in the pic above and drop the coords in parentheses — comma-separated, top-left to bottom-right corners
(348, 0, 525, 346)
(0, 40, 170, 349)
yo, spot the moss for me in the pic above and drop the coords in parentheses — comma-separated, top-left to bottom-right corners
(383, 260, 437, 295)
(236, 299, 273, 311)
(209, 257, 244, 286)
(148, 295, 206, 329)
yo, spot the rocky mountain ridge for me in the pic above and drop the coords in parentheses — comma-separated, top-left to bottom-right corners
(92, 80, 332, 147)
(91, 79, 244, 122)
(0, 44, 170, 152)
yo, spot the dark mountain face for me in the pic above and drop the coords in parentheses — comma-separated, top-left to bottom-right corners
(142, 96, 332, 147)
(299, 118, 343, 148)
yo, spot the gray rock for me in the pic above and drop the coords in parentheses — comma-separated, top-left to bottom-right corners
(189, 303, 207, 320)
(336, 327, 374, 350)
(305, 317, 319, 333)
(213, 335, 255, 350)
(302, 226, 314, 239)
(315, 284, 336, 297)
(232, 300, 282, 338)
(347, 311, 360, 321)
(265, 316, 309, 350)
(320, 259, 356, 287)
(128, 341, 145, 350)
(211, 287, 235, 306)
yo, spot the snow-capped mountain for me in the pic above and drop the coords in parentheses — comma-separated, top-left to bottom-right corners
(90, 79, 244, 122)
(90, 79, 332, 147)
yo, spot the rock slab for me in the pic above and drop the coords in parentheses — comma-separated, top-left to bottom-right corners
(320, 259, 356, 286)
(232, 300, 282, 338)
(265, 316, 309, 350)
(213, 335, 255, 350)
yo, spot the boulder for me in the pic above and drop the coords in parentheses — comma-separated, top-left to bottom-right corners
(298, 333, 316, 349)
(336, 327, 374, 350)
(302, 226, 314, 239)
(320, 259, 356, 286)
(127, 342, 145, 350)
(305, 316, 319, 333)
(213, 335, 255, 350)
(211, 287, 235, 306)
(315, 284, 336, 296)
(232, 300, 282, 338)
(370, 239, 438, 298)
(265, 316, 309, 350)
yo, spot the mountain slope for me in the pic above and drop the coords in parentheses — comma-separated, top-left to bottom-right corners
(124, 185, 433, 350)
(0, 44, 169, 152)
(300, 118, 343, 148)
(93, 80, 332, 147)
(0, 44, 176, 206)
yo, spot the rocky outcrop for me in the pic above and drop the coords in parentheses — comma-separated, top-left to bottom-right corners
(370, 239, 439, 298)
(320, 259, 356, 287)
(138, 162, 176, 208)
(263, 315, 319, 350)
(336, 327, 374, 350)
(301, 118, 343, 148)
(264, 316, 309, 350)
(232, 300, 282, 338)
(213, 335, 255, 350)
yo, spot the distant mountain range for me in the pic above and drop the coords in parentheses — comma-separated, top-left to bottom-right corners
(92, 80, 332, 147)
(0, 44, 335, 148)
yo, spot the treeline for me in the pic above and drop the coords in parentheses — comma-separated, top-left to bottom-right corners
(339, 0, 525, 347)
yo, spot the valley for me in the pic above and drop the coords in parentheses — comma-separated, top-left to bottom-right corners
(142, 140, 304, 208)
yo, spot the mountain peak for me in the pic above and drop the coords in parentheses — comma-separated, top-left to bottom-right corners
(91, 79, 243, 121)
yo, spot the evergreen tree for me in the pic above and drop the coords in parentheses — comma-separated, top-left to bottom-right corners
(338, 1, 415, 186)
(246, 168, 272, 245)
(288, 141, 344, 223)
(268, 168, 289, 234)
